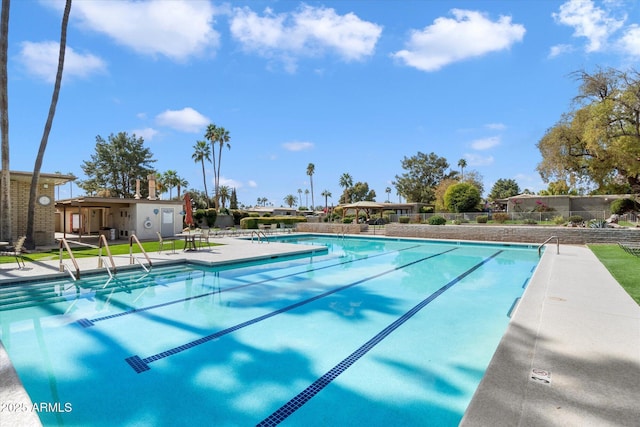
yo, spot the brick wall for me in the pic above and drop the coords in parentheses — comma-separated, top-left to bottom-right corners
(296, 223, 366, 234)
(10, 180, 55, 246)
(385, 223, 640, 244)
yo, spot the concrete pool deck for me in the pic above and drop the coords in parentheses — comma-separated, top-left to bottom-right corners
(1, 236, 639, 426)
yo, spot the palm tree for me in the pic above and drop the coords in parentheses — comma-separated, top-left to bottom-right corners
(205, 124, 231, 211)
(162, 170, 179, 199)
(0, 0, 11, 242)
(25, 0, 72, 249)
(218, 185, 230, 209)
(284, 194, 296, 208)
(192, 140, 211, 207)
(321, 189, 331, 213)
(304, 189, 309, 207)
(458, 158, 467, 180)
(297, 188, 303, 207)
(385, 187, 391, 202)
(306, 163, 315, 211)
(339, 173, 353, 204)
(204, 124, 219, 202)
(176, 177, 188, 199)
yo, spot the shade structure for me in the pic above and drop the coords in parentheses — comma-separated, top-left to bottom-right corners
(184, 193, 194, 226)
(341, 201, 385, 222)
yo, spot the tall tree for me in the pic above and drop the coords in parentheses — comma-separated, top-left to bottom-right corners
(306, 162, 315, 210)
(297, 188, 303, 207)
(304, 189, 309, 207)
(283, 194, 296, 208)
(385, 187, 391, 202)
(162, 170, 179, 199)
(537, 68, 640, 193)
(458, 158, 467, 179)
(80, 132, 156, 198)
(393, 151, 456, 203)
(218, 185, 230, 209)
(350, 181, 376, 202)
(487, 178, 520, 201)
(444, 182, 481, 213)
(0, 0, 10, 242)
(339, 173, 353, 204)
(192, 140, 211, 207)
(321, 189, 331, 212)
(25, 0, 72, 249)
(204, 124, 231, 211)
(229, 187, 238, 209)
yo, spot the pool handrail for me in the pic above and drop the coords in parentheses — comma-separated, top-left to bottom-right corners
(251, 230, 269, 243)
(129, 234, 152, 272)
(58, 238, 80, 280)
(538, 235, 559, 257)
(98, 234, 117, 274)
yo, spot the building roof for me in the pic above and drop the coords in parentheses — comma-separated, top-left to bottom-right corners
(7, 170, 75, 185)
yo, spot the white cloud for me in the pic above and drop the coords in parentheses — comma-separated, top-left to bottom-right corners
(484, 123, 506, 131)
(548, 43, 575, 58)
(131, 127, 159, 141)
(247, 180, 258, 188)
(282, 141, 314, 151)
(155, 107, 209, 133)
(618, 24, 640, 57)
(471, 136, 500, 150)
(553, 0, 625, 52)
(69, 0, 220, 61)
(230, 5, 382, 71)
(219, 177, 242, 189)
(465, 153, 494, 166)
(18, 41, 106, 83)
(391, 9, 525, 72)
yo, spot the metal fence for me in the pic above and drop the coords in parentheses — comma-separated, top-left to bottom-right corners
(388, 210, 635, 224)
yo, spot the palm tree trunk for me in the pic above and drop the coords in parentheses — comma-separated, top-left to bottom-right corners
(0, 0, 11, 242)
(25, 0, 71, 249)
(200, 159, 209, 208)
(215, 143, 223, 211)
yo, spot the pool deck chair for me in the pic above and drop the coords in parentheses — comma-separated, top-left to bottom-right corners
(157, 232, 176, 254)
(618, 241, 640, 257)
(1, 236, 26, 268)
(198, 229, 212, 250)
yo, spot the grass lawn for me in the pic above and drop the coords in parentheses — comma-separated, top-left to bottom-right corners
(0, 240, 222, 264)
(589, 244, 640, 305)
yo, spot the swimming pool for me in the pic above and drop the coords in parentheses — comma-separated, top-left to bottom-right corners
(0, 236, 541, 426)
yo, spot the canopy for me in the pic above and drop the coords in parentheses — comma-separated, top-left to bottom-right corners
(341, 201, 385, 222)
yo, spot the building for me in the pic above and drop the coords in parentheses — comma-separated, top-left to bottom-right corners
(1, 170, 75, 245)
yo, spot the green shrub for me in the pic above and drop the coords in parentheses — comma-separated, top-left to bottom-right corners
(343, 217, 354, 224)
(493, 213, 509, 223)
(568, 215, 583, 225)
(428, 215, 447, 225)
(240, 215, 306, 229)
(589, 219, 608, 228)
(476, 215, 488, 223)
(552, 215, 565, 225)
(523, 218, 537, 225)
(398, 216, 410, 224)
(205, 209, 217, 227)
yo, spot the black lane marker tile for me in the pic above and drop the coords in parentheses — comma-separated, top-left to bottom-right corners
(82, 245, 423, 327)
(257, 250, 503, 426)
(125, 247, 457, 373)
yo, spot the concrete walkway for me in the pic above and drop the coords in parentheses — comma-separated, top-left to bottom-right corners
(1, 238, 639, 426)
(462, 244, 640, 427)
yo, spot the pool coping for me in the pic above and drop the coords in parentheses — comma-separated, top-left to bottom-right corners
(1, 236, 639, 426)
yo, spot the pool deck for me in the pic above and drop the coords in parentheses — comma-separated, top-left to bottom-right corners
(1, 236, 639, 426)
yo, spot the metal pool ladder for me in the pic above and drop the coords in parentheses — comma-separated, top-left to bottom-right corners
(98, 234, 117, 280)
(538, 236, 559, 257)
(58, 238, 80, 280)
(251, 230, 269, 243)
(129, 234, 152, 272)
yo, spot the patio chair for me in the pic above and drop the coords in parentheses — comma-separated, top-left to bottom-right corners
(157, 232, 176, 254)
(0, 236, 26, 268)
(198, 229, 211, 250)
(618, 242, 640, 257)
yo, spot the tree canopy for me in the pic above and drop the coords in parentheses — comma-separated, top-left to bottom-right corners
(444, 182, 481, 213)
(393, 151, 457, 203)
(537, 67, 640, 194)
(80, 132, 156, 198)
(488, 178, 520, 201)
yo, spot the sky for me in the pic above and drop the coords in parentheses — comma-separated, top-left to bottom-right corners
(5, 0, 640, 208)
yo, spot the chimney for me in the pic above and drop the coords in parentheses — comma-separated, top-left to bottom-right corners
(147, 174, 157, 200)
(134, 179, 141, 199)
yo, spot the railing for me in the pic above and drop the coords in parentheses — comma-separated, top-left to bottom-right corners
(538, 235, 559, 257)
(251, 230, 269, 243)
(98, 234, 117, 276)
(129, 234, 152, 272)
(58, 238, 80, 280)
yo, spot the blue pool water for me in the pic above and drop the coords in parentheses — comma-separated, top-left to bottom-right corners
(0, 236, 540, 426)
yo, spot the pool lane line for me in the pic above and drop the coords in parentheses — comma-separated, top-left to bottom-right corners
(256, 249, 503, 426)
(124, 247, 458, 373)
(79, 244, 425, 328)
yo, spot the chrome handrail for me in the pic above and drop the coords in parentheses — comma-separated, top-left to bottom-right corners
(129, 234, 152, 271)
(58, 238, 80, 280)
(98, 234, 117, 274)
(538, 236, 559, 257)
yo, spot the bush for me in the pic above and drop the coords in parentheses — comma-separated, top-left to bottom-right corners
(443, 182, 481, 213)
(428, 215, 447, 225)
(493, 213, 509, 223)
(589, 219, 608, 228)
(398, 216, 410, 224)
(552, 215, 565, 225)
(476, 215, 488, 224)
(523, 218, 537, 225)
(240, 215, 306, 229)
(343, 217, 354, 224)
(610, 198, 639, 215)
(205, 209, 217, 227)
(568, 215, 583, 225)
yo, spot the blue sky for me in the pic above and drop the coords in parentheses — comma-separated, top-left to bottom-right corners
(6, 0, 640, 207)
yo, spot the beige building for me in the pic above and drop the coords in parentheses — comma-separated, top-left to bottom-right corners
(1, 170, 75, 245)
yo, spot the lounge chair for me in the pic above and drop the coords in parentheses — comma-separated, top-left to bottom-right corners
(0, 236, 26, 268)
(198, 229, 211, 250)
(618, 242, 640, 257)
(157, 232, 176, 254)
